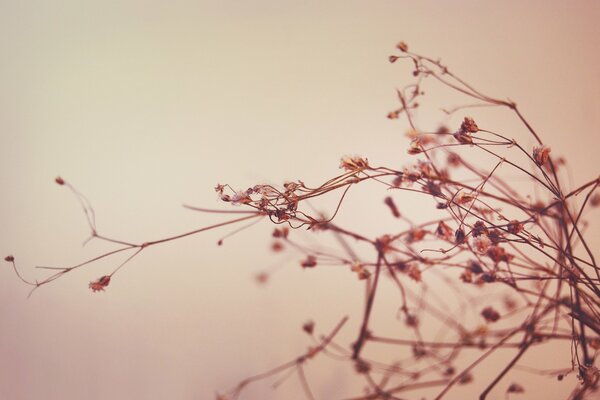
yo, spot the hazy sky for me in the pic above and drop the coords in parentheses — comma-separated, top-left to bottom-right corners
(1, 1, 599, 399)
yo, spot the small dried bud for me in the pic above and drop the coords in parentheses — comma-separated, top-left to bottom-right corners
(481, 306, 500, 323)
(532, 145, 551, 166)
(406, 228, 426, 243)
(447, 153, 461, 167)
(301, 256, 317, 268)
(424, 181, 442, 196)
(473, 236, 491, 254)
(384, 196, 401, 218)
(455, 228, 466, 245)
(55, 176, 65, 185)
(412, 344, 426, 359)
(507, 220, 524, 235)
(255, 272, 269, 284)
(405, 313, 419, 327)
(271, 242, 284, 252)
(388, 55, 399, 63)
(458, 373, 473, 385)
(375, 234, 393, 253)
(469, 260, 484, 274)
(358, 269, 371, 280)
(354, 359, 371, 374)
(479, 272, 496, 283)
(455, 191, 476, 205)
(5, 255, 15, 262)
(408, 139, 423, 154)
(300, 256, 317, 268)
(461, 117, 479, 133)
(396, 41, 409, 52)
(487, 229, 503, 244)
(444, 367, 456, 376)
(302, 321, 315, 335)
(460, 270, 473, 283)
(407, 265, 422, 282)
(89, 275, 111, 292)
(272, 227, 289, 239)
(436, 221, 453, 240)
(504, 297, 517, 311)
(590, 193, 600, 207)
(487, 245, 513, 264)
(472, 221, 488, 237)
(453, 131, 473, 144)
(214, 183, 225, 194)
(507, 383, 525, 393)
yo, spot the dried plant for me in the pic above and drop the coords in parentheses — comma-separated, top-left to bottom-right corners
(6, 42, 600, 399)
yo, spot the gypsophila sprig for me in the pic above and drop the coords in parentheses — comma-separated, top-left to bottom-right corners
(7, 42, 600, 399)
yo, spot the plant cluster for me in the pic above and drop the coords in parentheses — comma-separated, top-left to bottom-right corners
(6, 43, 600, 399)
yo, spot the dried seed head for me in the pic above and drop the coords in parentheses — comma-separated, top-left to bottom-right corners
(5, 255, 15, 262)
(388, 55, 399, 63)
(55, 176, 65, 185)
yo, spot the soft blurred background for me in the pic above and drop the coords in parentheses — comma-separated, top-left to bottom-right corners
(1, 1, 599, 399)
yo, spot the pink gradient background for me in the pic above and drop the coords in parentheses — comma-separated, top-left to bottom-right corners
(1, 1, 599, 399)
